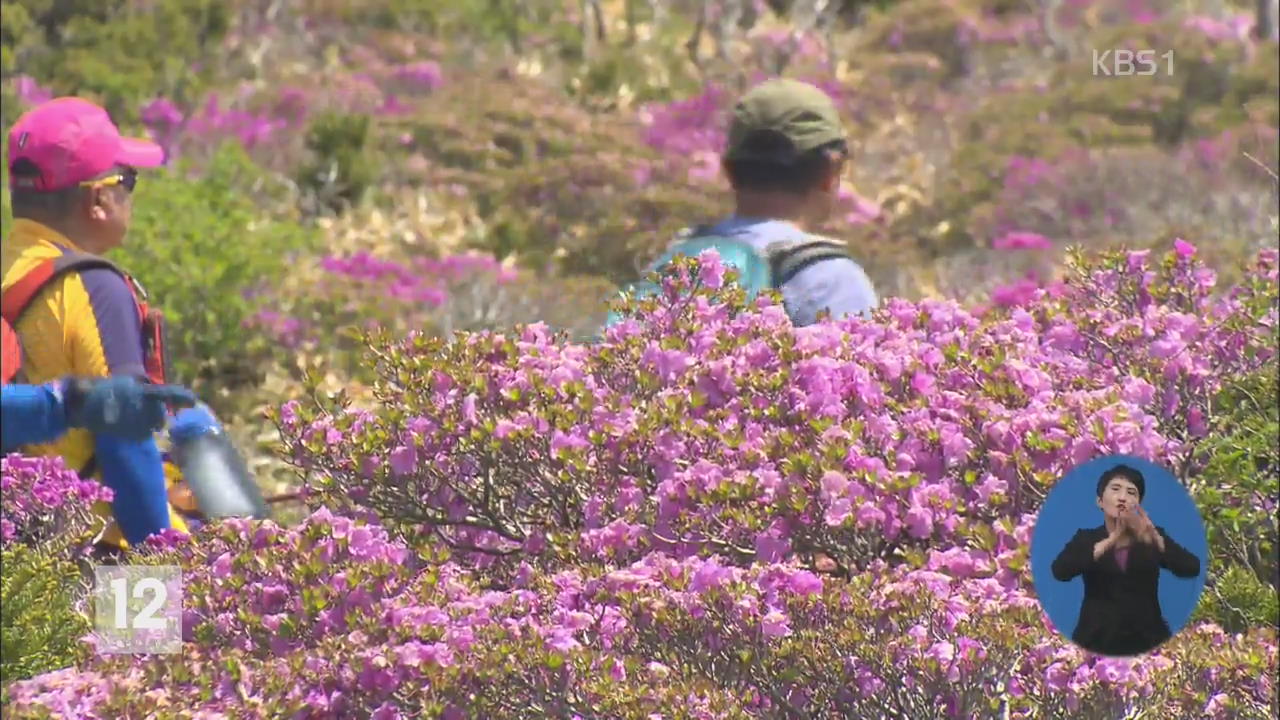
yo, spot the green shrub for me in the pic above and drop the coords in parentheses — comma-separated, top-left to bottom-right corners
(1183, 326, 1280, 633)
(888, 18, 1278, 255)
(110, 143, 316, 412)
(1192, 358, 1280, 590)
(297, 113, 377, 214)
(298, 0, 575, 53)
(1194, 563, 1280, 633)
(0, 545, 90, 692)
(0, 0, 230, 123)
(390, 76, 723, 283)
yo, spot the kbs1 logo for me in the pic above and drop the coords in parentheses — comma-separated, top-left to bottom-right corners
(1092, 49, 1174, 76)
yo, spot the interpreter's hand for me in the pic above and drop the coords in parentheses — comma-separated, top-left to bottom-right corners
(1131, 505, 1160, 546)
(1095, 513, 1130, 560)
(1109, 512, 1129, 537)
(63, 376, 198, 441)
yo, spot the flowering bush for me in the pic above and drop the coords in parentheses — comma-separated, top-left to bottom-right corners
(396, 73, 725, 282)
(1, 454, 112, 552)
(892, 9, 1278, 254)
(1, 455, 107, 687)
(4, 508, 1276, 718)
(3, 4, 1280, 713)
(969, 131, 1279, 281)
(246, 248, 618, 378)
(4, 242, 1279, 716)
(276, 244, 1275, 575)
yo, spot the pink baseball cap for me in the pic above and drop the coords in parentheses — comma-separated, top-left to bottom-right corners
(8, 97, 165, 192)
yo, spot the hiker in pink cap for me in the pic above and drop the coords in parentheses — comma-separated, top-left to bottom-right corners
(2, 96, 193, 555)
(8, 97, 165, 190)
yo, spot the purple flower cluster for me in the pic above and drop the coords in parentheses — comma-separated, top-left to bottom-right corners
(280, 243, 1274, 582)
(391, 60, 445, 92)
(1182, 12, 1260, 42)
(141, 92, 301, 158)
(318, 251, 516, 308)
(4, 507, 1274, 718)
(245, 250, 528, 351)
(639, 85, 730, 159)
(135, 58, 446, 160)
(246, 308, 306, 349)
(1, 454, 112, 548)
(11, 75, 53, 106)
(3, 223, 1276, 715)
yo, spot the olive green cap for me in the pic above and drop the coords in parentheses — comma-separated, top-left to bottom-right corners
(724, 79, 846, 162)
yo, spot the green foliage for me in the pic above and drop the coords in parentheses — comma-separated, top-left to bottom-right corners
(112, 143, 316, 411)
(392, 77, 723, 282)
(300, 0, 577, 53)
(0, 0, 230, 123)
(0, 82, 19, 134)
(0, 0, 40, 90)
(1194, 563, 1280, 633)
(0, 545, 90, 692)
(297, 113, 377, 214)
(889, 17, 1279, 254)
(1192, 358, 1280, 594)
(565, 38, 704, 110)
(861, 0, 976, 77)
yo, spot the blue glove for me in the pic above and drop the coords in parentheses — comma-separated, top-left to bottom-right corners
(169, 404, 222, 444)
(63, 377, 198, 441)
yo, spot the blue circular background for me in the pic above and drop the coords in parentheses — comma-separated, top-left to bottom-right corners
(1030, 454, 1209, 645)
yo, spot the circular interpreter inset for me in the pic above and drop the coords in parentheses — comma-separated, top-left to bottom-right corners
(1030, 455, 1208, 657)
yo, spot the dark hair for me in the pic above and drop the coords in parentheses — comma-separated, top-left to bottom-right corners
(1096, 464, 1146, 501)
(8, 157, 82, 217)
(723, 138, 848, 195)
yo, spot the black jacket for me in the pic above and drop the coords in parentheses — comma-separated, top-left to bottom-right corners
(1050, 524, 1201, 657)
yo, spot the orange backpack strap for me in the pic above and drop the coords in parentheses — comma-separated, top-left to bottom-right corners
(1, 317, 23, 385)
(3, 254, 126, 323)
(2, 254, 141, 478)
(117, 273, 171, 386)
(1, 254, 131, 385)
(4, 259, 70, 384)
(2, 258, 62, 327)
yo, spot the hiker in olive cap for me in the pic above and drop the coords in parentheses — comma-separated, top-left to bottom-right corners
(611, 79, 878, 331)
(714, 78, 877, 324)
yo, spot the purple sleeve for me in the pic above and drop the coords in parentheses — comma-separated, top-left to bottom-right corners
(80, 267, 147, 378)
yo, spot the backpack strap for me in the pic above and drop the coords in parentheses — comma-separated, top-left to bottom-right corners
(2, 254, 126, 327)
(766, 237, 853, 288)
(3, 256, 116, 385)
(2, 253, 129, 478)
(1, 318, 24, 384)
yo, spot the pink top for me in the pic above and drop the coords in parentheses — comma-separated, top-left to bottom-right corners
(1115, 546, 1130, 572)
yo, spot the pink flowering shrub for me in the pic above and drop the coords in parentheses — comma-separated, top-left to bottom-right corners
(4, 507, 1276, 718)
(3, 242, 1278, 716)
(972, 132, 1279, 278)
(1, 455, 108, 687)
(1, 454, 111, 551)
(275, 244, 1275, 577)
(4, 3, 1280, 712)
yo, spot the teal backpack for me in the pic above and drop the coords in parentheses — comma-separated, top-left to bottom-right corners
(602, 226, 852, 330)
